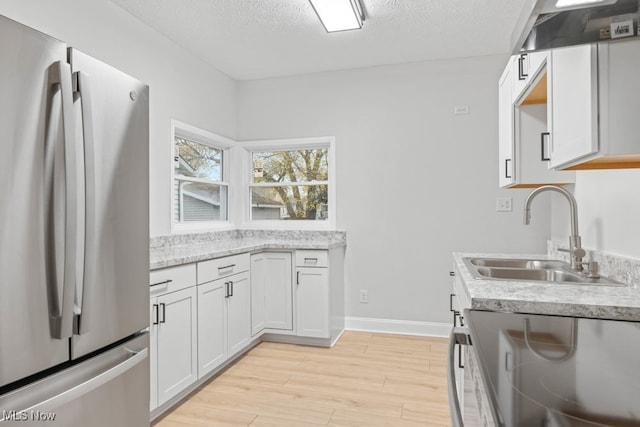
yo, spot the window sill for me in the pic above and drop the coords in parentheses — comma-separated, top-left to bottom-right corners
(171, 221, 235, 234)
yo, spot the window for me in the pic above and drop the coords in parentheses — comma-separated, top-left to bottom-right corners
(246, 137, 335, 227)
(172, 121, 232, 230)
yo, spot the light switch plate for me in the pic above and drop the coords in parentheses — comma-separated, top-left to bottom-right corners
(496, 197, 512, 212)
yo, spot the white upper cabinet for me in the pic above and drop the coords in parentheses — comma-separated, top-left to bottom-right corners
(550, 39, 640, 170)
(549, 44, 599, 169)
(498, 51, 574, 188)
(512, 52, 547, 101)
(498, 64, 514, 188)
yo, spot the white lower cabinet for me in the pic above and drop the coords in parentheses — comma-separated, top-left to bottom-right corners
(150, 247, 344, 418)
(197, 270, 251, 379)
(250, 252, 293, 336)
(226, 272, 251, 358)
(451, 266, 469, 410)
(196, 279, 226, 378)
(150, 286, 198, 408)
(296, 266, 330, 338)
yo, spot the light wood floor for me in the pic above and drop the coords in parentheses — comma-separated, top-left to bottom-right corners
(153, 331, 451, 426)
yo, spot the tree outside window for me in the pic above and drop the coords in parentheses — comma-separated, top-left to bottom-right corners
(250, 148, 328, 221)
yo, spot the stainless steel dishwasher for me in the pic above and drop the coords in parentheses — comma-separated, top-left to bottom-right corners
(449, 310, 640, 426)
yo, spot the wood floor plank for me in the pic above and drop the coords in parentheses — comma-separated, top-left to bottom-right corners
(209, 381, 404, 419)
(153, 331, 452, 427)
(328, 408, 432, 427)
(189, 388, 334, 425)
(249, 415, 327, 427)
(154, 400, 257, 427)
(402, 401, 451, 425)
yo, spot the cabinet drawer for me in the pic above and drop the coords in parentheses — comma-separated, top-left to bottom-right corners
(150, 263, 196, 296)
(295, 250, 328, 268)
(198, 253, 250, 284)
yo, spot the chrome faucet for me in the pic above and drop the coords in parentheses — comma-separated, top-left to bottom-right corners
(523, 185, 587, 272)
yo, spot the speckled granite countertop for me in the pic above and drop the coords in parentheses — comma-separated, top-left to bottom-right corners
(151, 230, 346, 270)
(453, 252, 640, 321)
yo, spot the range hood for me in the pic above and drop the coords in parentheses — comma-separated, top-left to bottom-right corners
(512, 0, 640, 52)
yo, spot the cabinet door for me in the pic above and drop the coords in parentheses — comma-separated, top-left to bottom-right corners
(250, 254, 266, 335)
(226, 272, 251, 358)
(156, 287, 197, 406)
(296, 267, 329, 338)
(251, 252, 293, 335)
(498, 64, 515, 188)
(598, 39, 640, 157)
(549, 44, 599, 168)
(197, 280, 227, 378)
(149, 298, 158, 411)
(264, 253, 293, 330)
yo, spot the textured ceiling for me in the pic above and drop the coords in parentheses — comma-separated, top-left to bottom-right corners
(110, 0, 526, 80)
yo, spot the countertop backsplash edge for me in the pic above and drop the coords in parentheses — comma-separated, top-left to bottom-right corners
(547, 240, 640, 288)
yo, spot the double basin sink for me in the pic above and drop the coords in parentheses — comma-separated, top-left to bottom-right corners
(463, 257, 622, 286)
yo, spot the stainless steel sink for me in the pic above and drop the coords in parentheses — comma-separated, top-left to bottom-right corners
(469, 258, 566, 270)
(475, 267, 585, 282)
(463, 257, 623, 286)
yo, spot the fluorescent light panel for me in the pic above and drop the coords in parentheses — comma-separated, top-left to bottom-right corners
(555, 0, 617, 8)
(309, 0, 363, 32)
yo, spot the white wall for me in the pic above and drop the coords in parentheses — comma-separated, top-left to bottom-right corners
(237, 56, 551, 324)
(551, 170, 640, 258)
(1, 0, 237, 237)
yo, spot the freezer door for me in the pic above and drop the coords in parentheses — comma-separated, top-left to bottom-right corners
(0, 16, 73, 387)
(69, 49, 150, 358)
(0, 333, 149, 427)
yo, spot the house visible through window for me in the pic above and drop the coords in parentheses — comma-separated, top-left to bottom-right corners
(250, 148, 329, 221)
(174, 134, 228, 223)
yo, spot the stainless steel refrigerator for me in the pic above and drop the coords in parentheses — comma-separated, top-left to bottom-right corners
(0, 15, 150, 426)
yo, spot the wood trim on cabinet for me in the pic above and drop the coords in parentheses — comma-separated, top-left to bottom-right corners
(564, 154, 640, 170)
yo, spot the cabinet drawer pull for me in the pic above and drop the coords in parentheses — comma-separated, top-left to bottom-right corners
(229, 281, 234, 297)
(151, 279, 172, 287)
(224, 282, 230, 298)
(541, 132, 550, 161)
(296, 271, 300, 285)
(458, 343, 464, 369)
(152, 304, 159, 325)
(505, 158, 512, 179)
(218, 264, 236, 272)
(159, 303, 166, 324)
(453, 310, 461, 327)
(518, 53, 528, 80)
(449, 294, 455, 312)
(304, 257, 318, 263)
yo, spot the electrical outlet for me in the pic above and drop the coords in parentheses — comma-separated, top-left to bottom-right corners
(359, 290, 368, 304)
(453, 105, 470, 115)
(496, 197, 512, 212)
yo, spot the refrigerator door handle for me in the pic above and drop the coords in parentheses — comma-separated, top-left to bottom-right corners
(72, 71, 92, 335)
(23, 348, 148, 415)
(44, 61, 78, 340)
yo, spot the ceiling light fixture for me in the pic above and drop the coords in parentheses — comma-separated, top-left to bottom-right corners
(309, 0, 365, 33)
(555, 0, 617, 9)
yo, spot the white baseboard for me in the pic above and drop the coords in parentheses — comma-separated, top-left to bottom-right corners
(345, 317, 451, 338)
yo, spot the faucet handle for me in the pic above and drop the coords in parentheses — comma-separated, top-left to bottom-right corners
(580, 261, 600, 279)
(558, 247, 586, 258)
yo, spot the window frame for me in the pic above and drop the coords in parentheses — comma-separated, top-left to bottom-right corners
(170, 119, 235, 233)
(241, 136, 336, 230)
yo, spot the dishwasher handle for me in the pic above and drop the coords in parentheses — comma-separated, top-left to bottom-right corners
(448, 327, 470, 427)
